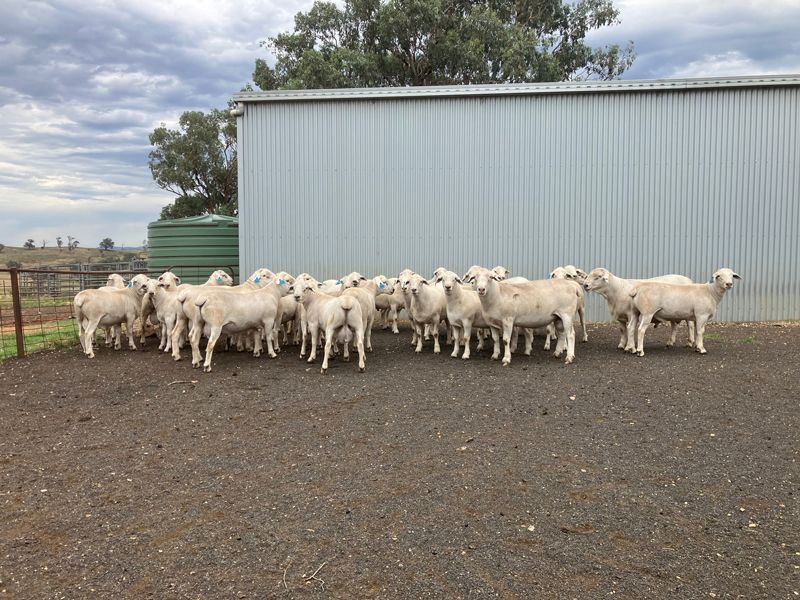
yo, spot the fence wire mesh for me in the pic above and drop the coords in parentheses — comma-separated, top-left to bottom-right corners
(0, 265, 237, 360)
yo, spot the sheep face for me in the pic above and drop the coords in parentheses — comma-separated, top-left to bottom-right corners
(491, 265, 510, 280)
(208, 270, 234, 286)
(583, 268, 610, 292)
(712, 268, 742, 290)
(408, 273, 429, 296)
(157, 271, 181, 289)
(440, 270, 463, 295)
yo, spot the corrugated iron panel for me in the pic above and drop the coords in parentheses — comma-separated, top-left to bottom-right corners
(237, 84, 799, 322)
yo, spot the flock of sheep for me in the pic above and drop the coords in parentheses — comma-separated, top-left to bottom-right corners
(72, 264, 741, 373)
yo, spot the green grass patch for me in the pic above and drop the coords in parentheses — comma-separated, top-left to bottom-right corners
(0, 296, 74, 310)
(703, 333, 723, 341)
(0, 319, 80, 360)
(737, 336, 756, 344)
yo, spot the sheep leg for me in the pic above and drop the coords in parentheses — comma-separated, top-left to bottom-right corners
(694, 316, 709, 354)
(390, 307, 399, 334)
(262, 318, 277, 358)
(300, 318, 309, 357)
(445, 321, 452, 345)
(578, 306, 588, 342)
(625, 313, 639, 353)
(510, 327, 519, 353)
(475, 328, 485, 351)
(450, 324, 462, 358)
(666, 321, 679, 347)
(163, 315, 176, 353)
(365, 312, 374, 352)
(104, 326, 113, 348)
(616, 321, 627, 349)
(414, 322, 424, 353)
(171, 318, 186, 361)
(321, 327, 335, 374)
(158, 322, 167, 350)
(523, 328, 533, 356)
(561, 316, 576, 364)
(553, 320, 567, 357)
(685, 320, 696, 348)
(490, 327, 501, 360)
(126, 315, 137, 351)
(431, 319, 441, 354)
(189, 321, 204, 368)
(544, 323, 554, 351)
(424, 324, 430, 341)
(307, 324, 320, 363)
(501, 318, 515, 366)
(355, 328, 366, 372)
(77, 317, 87, 352)
(461, 322, 472, 359)
(635, 313, 654, 356)
(83, 317, 103, 358)
(202, 326, 222, 372)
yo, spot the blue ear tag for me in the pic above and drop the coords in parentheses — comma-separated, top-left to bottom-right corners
(379, 281, 386, 289)
(336, 279, 342, 285)
(253, 275, 261, 284)
(127, 281, 133, 288)
(216, 276, 223, 283)
(277, 278, 286, 285)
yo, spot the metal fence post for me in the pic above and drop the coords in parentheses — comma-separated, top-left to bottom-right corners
(9, 268, 25, 358)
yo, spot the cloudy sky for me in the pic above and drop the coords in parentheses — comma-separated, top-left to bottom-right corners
(1, 0, 798, 250)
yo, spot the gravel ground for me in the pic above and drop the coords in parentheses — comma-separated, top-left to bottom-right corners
(1, 322, 798, 599)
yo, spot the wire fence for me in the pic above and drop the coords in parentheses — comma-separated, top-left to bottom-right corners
(0, 265, 237, 360)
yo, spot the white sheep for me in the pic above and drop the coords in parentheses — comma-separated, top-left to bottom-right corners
(147, 271, 182, 353)
(192, 272, 291, 371)
(549, 266, 589, 345)
(340, 272, 392, 352)
(464, 266, 582, 365)
(291, 277, 366, 373)
(583, 268, 695, 351)
(628, 268, 741, 356)
(407, 272, 447, 353)
(375, 277, 405, 334)
(438, 270, 496, 359)
(74, 274, 150, 358)
(169, 269, 234, 362)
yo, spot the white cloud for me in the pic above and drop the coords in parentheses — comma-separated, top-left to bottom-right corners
(588, 0, 800, 79)
(0, 0, 310, 246)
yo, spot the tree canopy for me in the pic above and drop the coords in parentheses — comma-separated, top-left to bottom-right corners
(253, 0, 635, 90)
(99, 238, 115, 251)
(149, 109, 237, 220)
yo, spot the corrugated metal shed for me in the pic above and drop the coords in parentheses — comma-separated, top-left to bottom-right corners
(233, 75, 800, 322)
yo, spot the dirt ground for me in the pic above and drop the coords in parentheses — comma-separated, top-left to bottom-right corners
(1, 323, 797, 599)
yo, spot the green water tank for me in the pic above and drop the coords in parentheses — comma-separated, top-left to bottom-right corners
(147, 215, 239, 284)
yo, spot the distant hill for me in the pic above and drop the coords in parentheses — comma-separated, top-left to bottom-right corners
(0, 246, 148, 268)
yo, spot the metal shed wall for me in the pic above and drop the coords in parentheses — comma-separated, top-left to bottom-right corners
(235, 78, 800, 322)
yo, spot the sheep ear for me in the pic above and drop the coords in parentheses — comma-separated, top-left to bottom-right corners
(175, 276, 181, 285)
(435, 276, 442, 283)
(316, 282, 323, 288)
(491, 273, 502, 281)
(733, 272, 742, 280)
(550, 270, 557, 278)
(455, 276, 463, 284)
(421, 280, 429, 285)
(576, 268, 588, 277)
